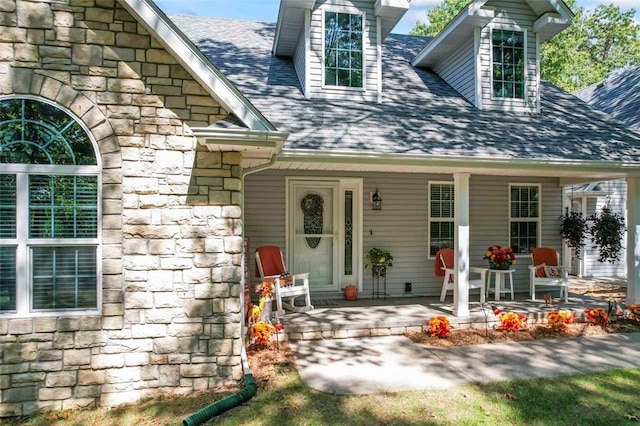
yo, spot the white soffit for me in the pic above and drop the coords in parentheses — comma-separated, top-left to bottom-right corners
(272, 0, 315, 57)
(375, 0, 410, 40)
(192, 127, 288, 157)
(117, 0, 275, 132)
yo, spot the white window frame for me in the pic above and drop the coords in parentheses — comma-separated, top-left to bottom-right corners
(428, 181, 455, 259)
(489, 25, 528, 105)
(321, 8, 367, 92)
(0, 97, 102, 318)
(508, 183, 541, 254)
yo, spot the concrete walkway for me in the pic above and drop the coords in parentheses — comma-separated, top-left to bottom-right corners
(290, 332, 640, 394)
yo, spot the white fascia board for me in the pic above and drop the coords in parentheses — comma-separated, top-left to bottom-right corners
(277, 149, 640, 176)
(375, 0, 410, 40)
(117, 0, 274, 132)
(411, 6, 494, 68)
(533, 12, 571, 43)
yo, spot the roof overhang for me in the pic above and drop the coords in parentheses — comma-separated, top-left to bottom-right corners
(272, 0, 315, 57)
(534, 12, 572, 44)
(242, 149, 640, 180)
(411, 4, 495, 68)
(117, 0, 275, 132)
(375, 0, 410, 40)
(412, 0, 574, 68)
(192, 128, 289, 162)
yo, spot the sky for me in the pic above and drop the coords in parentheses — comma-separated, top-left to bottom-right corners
(155, 0, 640, 35)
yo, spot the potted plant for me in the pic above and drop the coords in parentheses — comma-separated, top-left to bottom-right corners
(560, 211, 589, 257)
(589, 206, 626, 263)
(365, 247, 393, 277)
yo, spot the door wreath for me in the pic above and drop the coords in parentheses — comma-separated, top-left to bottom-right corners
(301, 193, 324, 249)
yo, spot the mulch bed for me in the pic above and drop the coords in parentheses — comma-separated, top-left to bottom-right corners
(405, 319, 640, 347)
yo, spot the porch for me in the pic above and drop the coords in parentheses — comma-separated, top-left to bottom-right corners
(277, 277, 625, 341)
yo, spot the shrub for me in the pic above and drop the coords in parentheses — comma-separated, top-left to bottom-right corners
(547, 311, 574, 332)
(585, 307, 608, 327)
(427, 316, 453, 338)
(497, 312, 527, 332)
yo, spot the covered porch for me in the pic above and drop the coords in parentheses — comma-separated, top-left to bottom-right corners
(276, 277, 626, 341)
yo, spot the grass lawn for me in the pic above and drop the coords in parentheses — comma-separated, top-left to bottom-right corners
(6, 364, 640, 426)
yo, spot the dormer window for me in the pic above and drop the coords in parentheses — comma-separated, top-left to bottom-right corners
(324, 11, 363, 88)
(492, 29, 525, 99)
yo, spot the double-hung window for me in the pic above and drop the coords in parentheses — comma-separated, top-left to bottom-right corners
(429, 182, 455, 257)
(492, 29, 525, 99)
(509, 184, 540, 254)
(324, 11, 363, 88)
(0, 98, 100, 315)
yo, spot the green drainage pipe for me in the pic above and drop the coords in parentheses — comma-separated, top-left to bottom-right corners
(182, 347, 257, 426)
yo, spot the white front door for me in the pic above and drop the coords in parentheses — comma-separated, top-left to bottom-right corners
(288, 178, 362, 292)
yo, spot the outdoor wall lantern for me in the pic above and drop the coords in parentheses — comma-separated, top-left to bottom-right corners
(371, 189, 382, 210)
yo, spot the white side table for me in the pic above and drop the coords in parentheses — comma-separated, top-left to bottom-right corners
(486, 268, 515, 301)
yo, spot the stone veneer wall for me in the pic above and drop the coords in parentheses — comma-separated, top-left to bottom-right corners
(0, 0, 244, 416)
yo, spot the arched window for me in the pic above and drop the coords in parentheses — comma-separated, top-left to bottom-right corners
(0, 98, 101, 314)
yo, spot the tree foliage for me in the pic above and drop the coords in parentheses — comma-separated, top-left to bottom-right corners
(410, 0, 640, 91)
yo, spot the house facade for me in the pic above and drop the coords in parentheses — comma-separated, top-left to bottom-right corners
(2, 0, 640, 417)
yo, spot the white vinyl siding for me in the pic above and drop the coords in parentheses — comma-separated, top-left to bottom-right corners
(294, 22, 307, 96)
(308, 1, 379, 101)
(245, 172, 563, 298)
(433, 38, 476, 104)
(479, 0, 538, 112)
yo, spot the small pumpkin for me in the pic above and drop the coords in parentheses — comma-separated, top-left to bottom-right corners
(343, 284, 358, 301)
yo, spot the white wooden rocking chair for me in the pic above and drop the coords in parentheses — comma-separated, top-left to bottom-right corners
(255, 246, 314, 316)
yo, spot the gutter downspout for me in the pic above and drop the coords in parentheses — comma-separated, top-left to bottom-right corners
(182, 345, 256, 426)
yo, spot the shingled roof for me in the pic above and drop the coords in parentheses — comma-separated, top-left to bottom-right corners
(575, 66, 640, 131)
(170, 15, 640, 166)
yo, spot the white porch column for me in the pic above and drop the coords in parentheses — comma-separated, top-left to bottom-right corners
(626, 177, 640, 304)
(453, 172, 470, 317)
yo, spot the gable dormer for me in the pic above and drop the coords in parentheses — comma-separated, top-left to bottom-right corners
(273, 0, 409, 102)
(412, 0, 573, 113)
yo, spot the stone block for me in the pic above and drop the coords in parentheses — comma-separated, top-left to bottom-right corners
(145, 308, 172, 325)
(102, 316, 124, 330)
(72, 44, 102, 66)
(79, 316, 102, 331)
(131, 324, 166, 338)
(103, 45, 135, 62)
(85, 7, 114, 23)
(4, 386, 37, 403)
(75, 331, 108, 348)
(167, 323, 202, 337)
(180, 363, 215, 378)
(153, 292, 179, 309)
(8, 318, 33, 334)
(53, 11, 74, 27)
(78, 369, 106, 385)
(4, 342, 37, 363)
(33, 318, 57, 333)
(12, 372, 45, 385)
(91, 354, 124, 370)
(71, 75, 106, 90)
(116, 32, 150, 48)
(223, 236, 244, 254)
(86, 29, 114, 45)
(108, 78, 146, 94)
(159, 257, 192, 270)
(17, 1, 53, 28)
(125, 292, 153, 309)
(63, 348, 91, 366)
(39, 387, 73, 400)
(148, 239, 175, 255)
(30, 361, 62, 372)
(45, 371, 77, 387)
(125, 352, 149, 367)
(153, 336, 178, 354)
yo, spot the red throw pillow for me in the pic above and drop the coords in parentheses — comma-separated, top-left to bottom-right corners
(535, 264, 546, 278)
